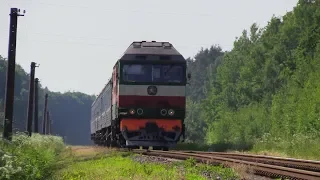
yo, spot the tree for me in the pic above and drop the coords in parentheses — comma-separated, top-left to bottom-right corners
(0, 56, 95, 145)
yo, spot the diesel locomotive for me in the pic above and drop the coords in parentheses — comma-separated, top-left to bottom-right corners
(90, 41, 190, 150)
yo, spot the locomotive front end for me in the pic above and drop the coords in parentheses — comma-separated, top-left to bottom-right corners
(118, 41, 187, 150)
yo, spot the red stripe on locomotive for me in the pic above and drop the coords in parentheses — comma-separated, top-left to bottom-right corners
(118, 95, 185, 108)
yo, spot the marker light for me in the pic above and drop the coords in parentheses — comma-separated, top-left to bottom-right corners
(160, 109, 167, 116)
(129, 109, 135, 115)
(137, 108, 143, 115)
(168, 109, 175, 116)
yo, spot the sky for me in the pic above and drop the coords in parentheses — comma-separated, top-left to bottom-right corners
(0, 0, 298, 95)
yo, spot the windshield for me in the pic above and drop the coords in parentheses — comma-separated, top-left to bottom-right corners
(122, 64, 184, 83)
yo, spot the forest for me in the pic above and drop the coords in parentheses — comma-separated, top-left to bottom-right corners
(184, 0, 320, 157)
(0, 56, 95, 145)
(1, 0, 320, 157)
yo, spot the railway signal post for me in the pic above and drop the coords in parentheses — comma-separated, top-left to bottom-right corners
(2, 8, 25, 141)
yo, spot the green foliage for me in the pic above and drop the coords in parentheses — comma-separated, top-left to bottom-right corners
(0, 133, 65, 180)
(252, 133, 320, 160)
(185, 46, 224, 142)
(174, 142, 254, 152)
(185, 0, 320, 158)
(179, 159, 237, 180)
(174, 143, 211, 151)
(0, 55, 95, 145)
(0, 111, 4, 134)
(53, 151, 239, 180)
(2, 0, 320, 159)
(184, 98, 206, 142)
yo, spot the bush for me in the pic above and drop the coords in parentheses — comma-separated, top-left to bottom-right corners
(0, 133, 65, 180)
(252, 133, 320, 160)
(173, 142, 252, 152)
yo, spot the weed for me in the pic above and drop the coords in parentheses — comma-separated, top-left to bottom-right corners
(0, 133, 65, 180)
(252, 133, 320, 160)
(53, 151, 239, 180)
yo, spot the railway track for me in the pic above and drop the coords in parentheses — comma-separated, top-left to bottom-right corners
(182, 151, 320, 173)
(131, 149, 320, 180)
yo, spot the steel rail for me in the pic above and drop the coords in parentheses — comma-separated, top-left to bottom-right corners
(133, 150, 320, 180)
(180, 151, 320, 173)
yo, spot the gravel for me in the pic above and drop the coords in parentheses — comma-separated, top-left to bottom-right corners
(131, 154, 181, 165)
(131, 154, 227, 179)
(131, 154, 275, 180)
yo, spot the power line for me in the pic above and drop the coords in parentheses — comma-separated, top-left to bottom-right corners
(28, 2, 216, 17)
(23, 38, 125, 47)
(0, 29, 116, 42)
(25, 32, 113, 41)
(4, 0, 12, 8)
(1, 34, 213, 49)
(32, 40, 212, 52)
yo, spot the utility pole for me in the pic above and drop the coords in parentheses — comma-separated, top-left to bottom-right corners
(46, 111, 50, 135)
(26, 62, 37, 136)
(3, 8, 25, 141)
(34, 78, 39, 133)
(42, 93, 48, 134)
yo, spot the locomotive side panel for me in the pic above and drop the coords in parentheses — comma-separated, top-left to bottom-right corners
(112, 63, 119, 120)
(91, 98, 102, 133)
(90, 103, 97, 134)
(101, 82, 112, 128)
(90, 79, 113, 136)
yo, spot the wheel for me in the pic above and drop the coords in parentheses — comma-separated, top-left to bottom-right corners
(110, 139, 118, 148)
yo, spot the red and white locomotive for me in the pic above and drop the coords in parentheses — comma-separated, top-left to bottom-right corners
(90, 41, 190, 150)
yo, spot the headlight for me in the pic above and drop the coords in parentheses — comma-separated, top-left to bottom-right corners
(168, 109, 175, 116)
(129, 108, 135, 115)
(137, 108, 143, 115)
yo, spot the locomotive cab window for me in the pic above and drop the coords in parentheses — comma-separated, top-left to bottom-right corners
(122, 64, 185, 84)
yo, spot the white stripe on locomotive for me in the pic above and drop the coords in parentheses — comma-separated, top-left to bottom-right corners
(119, 85, 185, 96)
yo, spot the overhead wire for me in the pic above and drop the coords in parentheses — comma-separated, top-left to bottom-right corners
(4, 0, 12, 8)
(0, 1, 214, 55)
(6, 36, 211, 51)
(33, 2, 215, 17)
(1, 1, 215, 38)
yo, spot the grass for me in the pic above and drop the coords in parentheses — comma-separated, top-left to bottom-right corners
(52, 148, 239, 180)
(0, 133, 239, 180)
(175, 133, 320, 161)
(172, 142, 252, 152)
(5, 131, 317, 179)
(0, 132, 65, 180)
(250, 133, 320, 161)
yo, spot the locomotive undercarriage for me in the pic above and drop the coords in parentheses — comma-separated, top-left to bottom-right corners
(92, 130, 126, 147)
(91, 120, 125, 148)
(121, 122, 182, 150)
(91, 120, 184, 150)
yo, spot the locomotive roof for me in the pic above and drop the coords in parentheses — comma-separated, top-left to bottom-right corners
(119, 41, 185, 61)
